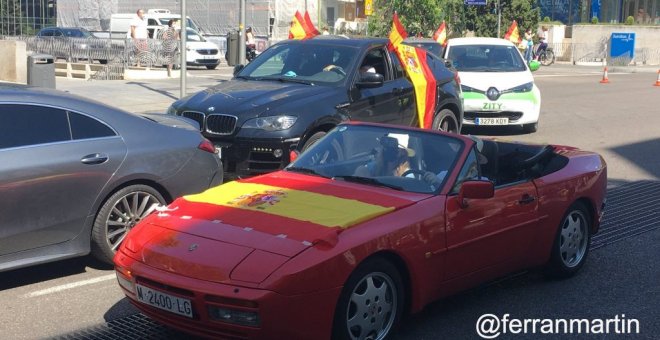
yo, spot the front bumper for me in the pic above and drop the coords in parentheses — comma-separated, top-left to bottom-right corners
(212, 137, 300, 179)
(462, 91, 540, 126)
(115, 250, 339, 340)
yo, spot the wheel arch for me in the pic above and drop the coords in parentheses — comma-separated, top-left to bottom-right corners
(574, 197, 597, 234)
(359, 250, 414, 316)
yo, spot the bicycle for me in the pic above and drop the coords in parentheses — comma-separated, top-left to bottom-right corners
(533, 43, 555, 66)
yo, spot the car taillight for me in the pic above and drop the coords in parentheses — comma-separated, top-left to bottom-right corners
(198, 138, 216, 154)
(289, 150, 299, 162)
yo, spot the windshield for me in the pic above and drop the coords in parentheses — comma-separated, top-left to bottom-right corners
(61, 28, 93, 38)
(448, 44, 526, 72)
(405, 41, 444, 58)
(158, 17, 198, 31)
(237, 42, 359, 86)
(287, 124, 464, 194)
(186, 28, 206, 42)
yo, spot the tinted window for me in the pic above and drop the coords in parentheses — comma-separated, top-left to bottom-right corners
(448, 44, 526, 72)
(38, 29, 53, 37)
(360, 48, 390, 80)
(0, 104, 70, 149)
(69, 112, 115, 140)
(61, 28, 92, 38)
(389, 51, 405, 79)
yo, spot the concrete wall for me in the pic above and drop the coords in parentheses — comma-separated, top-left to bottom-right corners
(0, 40, 28, 83)
(572, 25, 660, 65)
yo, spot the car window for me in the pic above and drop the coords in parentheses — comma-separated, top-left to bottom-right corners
(68, 111, 116, 140)
(360, 48, 390, 80)
(447, 44, 526, 72)
(39, 29, 53, 37)
(451, 148, 481, 194)
(148, 19, 160, 26)
(61, 28, 92, 38)
(52, 30, 63, 37)
(389, 51, 405, 79)
(239, 42, 359, 86)
(289, 124, 463, 194)
(0, 104, 70, 149)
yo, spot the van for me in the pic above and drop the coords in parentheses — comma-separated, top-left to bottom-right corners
(110, 9, 203, 37)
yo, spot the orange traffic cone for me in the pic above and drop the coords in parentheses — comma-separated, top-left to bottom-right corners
(654, 70, 660, 86)
(599, 66, 610, 84)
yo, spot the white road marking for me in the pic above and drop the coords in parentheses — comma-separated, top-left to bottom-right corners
(24, 274, 117, 298)
(535, 72, 627, 77)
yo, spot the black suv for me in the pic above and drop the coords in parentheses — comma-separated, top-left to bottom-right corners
(167, 37, 463, 178)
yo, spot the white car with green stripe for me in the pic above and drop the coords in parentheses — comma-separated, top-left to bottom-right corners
(444, 37, 541, 133)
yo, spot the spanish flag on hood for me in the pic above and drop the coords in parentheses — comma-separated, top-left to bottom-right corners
(388, 13, 437, 129)
(289, 10, 319, 40)
(504, 20, 522, 45)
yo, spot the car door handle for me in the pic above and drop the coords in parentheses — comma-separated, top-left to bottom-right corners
(518, 194, 536, 205)
(81, 153, 109, 165)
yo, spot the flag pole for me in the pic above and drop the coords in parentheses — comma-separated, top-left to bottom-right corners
(497, 0, 501, 38)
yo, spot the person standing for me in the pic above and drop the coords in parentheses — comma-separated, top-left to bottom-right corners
(535, 26, 548, 60)
(524, 28, 534, 63)
(162, 19, 179, 77)
(129, 9, 148, 67)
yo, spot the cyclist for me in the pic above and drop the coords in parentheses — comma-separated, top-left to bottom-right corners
(535, 26, 548, 60)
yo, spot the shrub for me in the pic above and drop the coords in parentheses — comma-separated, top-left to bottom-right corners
(625, 16, 634, 25)
(543, 16, 551, 22)
(591, 16, 599, 24)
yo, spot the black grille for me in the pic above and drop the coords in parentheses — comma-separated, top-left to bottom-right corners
(181, 111, 205, 131)
(464, 111, 524, 121)
(194, 59, 219, 65)
(206, 114, 237, 135)
(196, 49, 218, 55)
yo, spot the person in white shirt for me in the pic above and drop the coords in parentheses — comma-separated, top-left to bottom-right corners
(129, 9, 148, 67)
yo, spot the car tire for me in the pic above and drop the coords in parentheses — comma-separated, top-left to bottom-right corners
(545, 201, 592, 279)
(523, 122, 538, 133)
(91, 184, 166, 264)
(99, 59, 108, 65)
(332, 257, 405, 340)
(206, 64, 218, 70)
(302, 131, 327, 151)
(432, 109, 460, 134)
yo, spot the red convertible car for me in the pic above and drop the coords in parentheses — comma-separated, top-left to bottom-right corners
(114, 122, 607, 340)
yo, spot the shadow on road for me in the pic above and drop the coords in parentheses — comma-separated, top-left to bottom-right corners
(609, 137, 660, 180)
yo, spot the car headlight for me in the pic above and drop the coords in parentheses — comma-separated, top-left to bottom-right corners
(460, 84, 479, 93)
(167, 104, 180, 115)
(509, 82, 534, 93)
(242, 115, 297, 131)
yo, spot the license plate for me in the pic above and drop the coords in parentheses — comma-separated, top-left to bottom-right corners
(215, 146, 223, 159)
(135, 284, 193, 318)
(475, 117, 509, 125)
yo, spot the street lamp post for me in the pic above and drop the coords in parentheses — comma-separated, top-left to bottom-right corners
(180, 0, 188, 98)
(239, 0, 246, 64)
(497, 0, 501, 38)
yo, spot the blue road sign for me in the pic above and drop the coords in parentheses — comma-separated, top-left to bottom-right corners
(465, 0, 487, 5)
(610, 32, 635, 59)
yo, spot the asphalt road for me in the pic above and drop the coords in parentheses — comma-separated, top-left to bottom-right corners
(1, 68, 659, 340)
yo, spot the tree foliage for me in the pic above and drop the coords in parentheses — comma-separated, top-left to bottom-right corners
(368, 0, 539, 40)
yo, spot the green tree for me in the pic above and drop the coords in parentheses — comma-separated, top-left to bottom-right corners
(368, 0, 539, 40)
(0, 0, 23, 35)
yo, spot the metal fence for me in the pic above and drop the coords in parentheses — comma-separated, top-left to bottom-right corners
(548, 41, 660, 65)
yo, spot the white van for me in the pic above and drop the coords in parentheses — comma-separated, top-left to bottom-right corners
(110, 9, 203, 37)
(153, 26, 221, 69)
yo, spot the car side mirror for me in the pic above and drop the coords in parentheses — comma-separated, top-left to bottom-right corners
(458, 180, 494, 208)
(528, 60, 540, 72)
(356, 73, 384, 88)
(233, 64, 245, 76)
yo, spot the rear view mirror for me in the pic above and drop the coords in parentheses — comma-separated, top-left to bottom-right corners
(356, 73, 384, 88)
(458, 180, 494, 208)
(528, 60, 540, 72)
(233, 64, 245, 76)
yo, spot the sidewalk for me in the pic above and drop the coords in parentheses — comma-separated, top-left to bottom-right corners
(56, 65, 235, 113)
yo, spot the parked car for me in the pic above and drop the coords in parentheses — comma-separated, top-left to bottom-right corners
(167, 37, 463, 178)
(403, 37, 444, 58)
(444, 37, 541, 133)
(152, 27, 221, 69)
(115, 122, 607, 339)
(34, 27, 117, 64)
(0, 84, 223, 271)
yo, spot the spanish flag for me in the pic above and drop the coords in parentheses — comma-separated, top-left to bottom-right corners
(388, 13, 436, 129)
(504, 20, 522, 44)
(388, 12, 407, 51)
(288, 10, 319, 40)
(433, 21, 447, 46)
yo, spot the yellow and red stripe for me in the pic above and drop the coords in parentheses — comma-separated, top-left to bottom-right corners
(388, 12, 407, 51)
(504, 20, 522, 45)
(289, 10, 319, 40)
(433, 21, 447, 46)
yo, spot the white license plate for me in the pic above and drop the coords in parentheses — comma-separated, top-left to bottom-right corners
(475, 117, 509, 125)
(135, 284, 193, 318)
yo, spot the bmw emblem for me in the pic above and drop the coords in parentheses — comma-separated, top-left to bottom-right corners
(188, 244, 198, 252)
(208, 106, 215, 112)
(486, 87, 500, 101)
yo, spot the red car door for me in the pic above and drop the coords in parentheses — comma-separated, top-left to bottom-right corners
(444, 149, 539, 280)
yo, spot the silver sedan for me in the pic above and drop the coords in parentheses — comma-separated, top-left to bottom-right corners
(0, 84, 223, 270)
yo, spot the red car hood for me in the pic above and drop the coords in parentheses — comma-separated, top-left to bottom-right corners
(123, 172, 424, 284)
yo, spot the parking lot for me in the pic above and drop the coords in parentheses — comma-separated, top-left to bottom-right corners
(1, 66, 659, 339)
